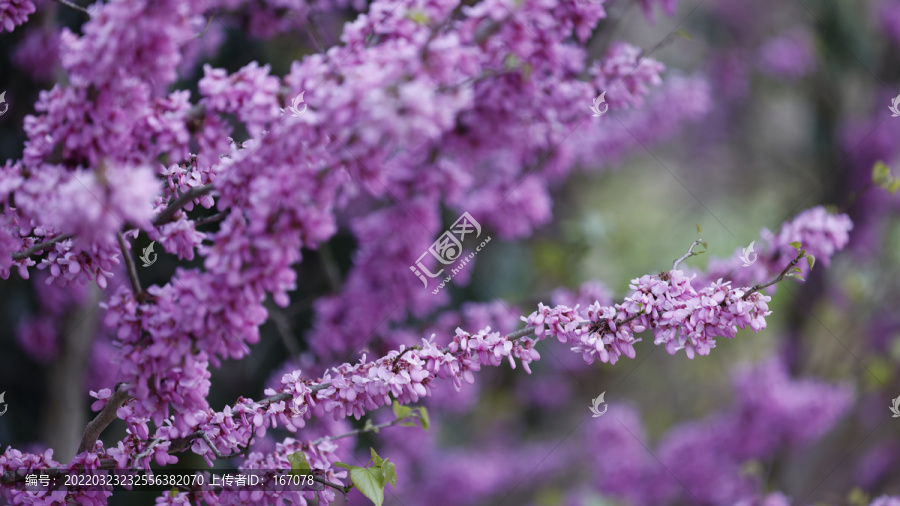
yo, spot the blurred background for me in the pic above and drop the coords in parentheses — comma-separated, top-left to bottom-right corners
(2, 0, 900, 504)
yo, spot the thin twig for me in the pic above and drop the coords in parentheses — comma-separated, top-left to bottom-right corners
(313, 476, 352, 496)
(506, 326, 538, 340)
(310, 418, 406, 447)
(53, 0, 92, 16)
(152, 184, 215, 227)
(133, 437, 162, 469)
(266, 301, 302, 359)
(391, 346, 418, 370)
(672, 238, 704, 270)
(11, 233, 73, 260)
(192, 9, 217, 39)
(200, 432, 247, 459)
(742, 249, 806, 300)
(194, 212, 227, 227)
(117, 233, 143, 295)
(76, 384, 130, 455)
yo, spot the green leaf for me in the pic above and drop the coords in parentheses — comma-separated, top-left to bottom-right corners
(363, 418, 379, 434)
(503, 54, 520, 70)
(788, 241, 802, 250)
(417, 407, 430, 431)
(350, 466, 385, 506)
(399, 420, 418, 427)
(381, 459, 397, 488)
(889, 179, 900, 194)
(807, 255, 815, 271)
(288, 451, 312, 472)
(370, 448, 384, 467)
(392, 401, 412, 420)
(696, 223, 702, 235)
(170, 488, 179, 498)
(791, 266, 802, 274)
(334, 462, 353, 471)
(404, 9, 431, 25)
(675, 28, 693, 41)
(873, 161, 892, 185)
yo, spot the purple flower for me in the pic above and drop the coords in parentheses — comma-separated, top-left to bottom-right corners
(759, 29, 817, 80)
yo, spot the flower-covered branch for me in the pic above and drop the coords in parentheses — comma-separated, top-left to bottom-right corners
(0, 226, 833, 504)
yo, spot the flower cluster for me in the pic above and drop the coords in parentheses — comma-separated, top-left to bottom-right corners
(701, 206, 853, 290)
(0, 0, 34, 33)
(524, 270, 772, 362)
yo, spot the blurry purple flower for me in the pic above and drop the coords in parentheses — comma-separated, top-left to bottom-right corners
(759, 29, 817, 80)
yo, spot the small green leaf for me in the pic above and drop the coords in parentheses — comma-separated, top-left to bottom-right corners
(334, 462, 353, 471)
(696, 224, 702, 235)
(788, 241, 802, 250)
(792, 266, 802, 274)
(392, 401, 412, 420)
(363, 419, 379, 434)
(400, 420, 418, 427)
(889, 179, 900, 194)
(873, 161, 892, 185)
(381, 459, 397, 488)
(170, 488, 179, 498)
(417, 407, 430, 431)
(807, 255, 815, 271)
(350, 466, 385, 506)
(288, 451, 312, 472)
(796, 275, 805, 282)
(675, 28, 693, 41)
(503, 54, 520, 70)
(370, 448, 384, 467)
(404, 9, 431, 25)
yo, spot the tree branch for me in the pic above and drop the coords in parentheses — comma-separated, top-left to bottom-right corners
(199, 432, 251, 460)
(117, 233, 143, 295)
(9, 182, 215, 263)
(133, 437, 163, 468)
(742, 249, 807, 300)
(76, 383, 130, 455)
(11, 234, 73, 260)
(310, 417, 406, 447)
(315, 475, 353, 496)
(53, 0, 92, 16)
(673, 238, 704, 270)
(152, 184, 215, 227)
(194, 212, 227, 227)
